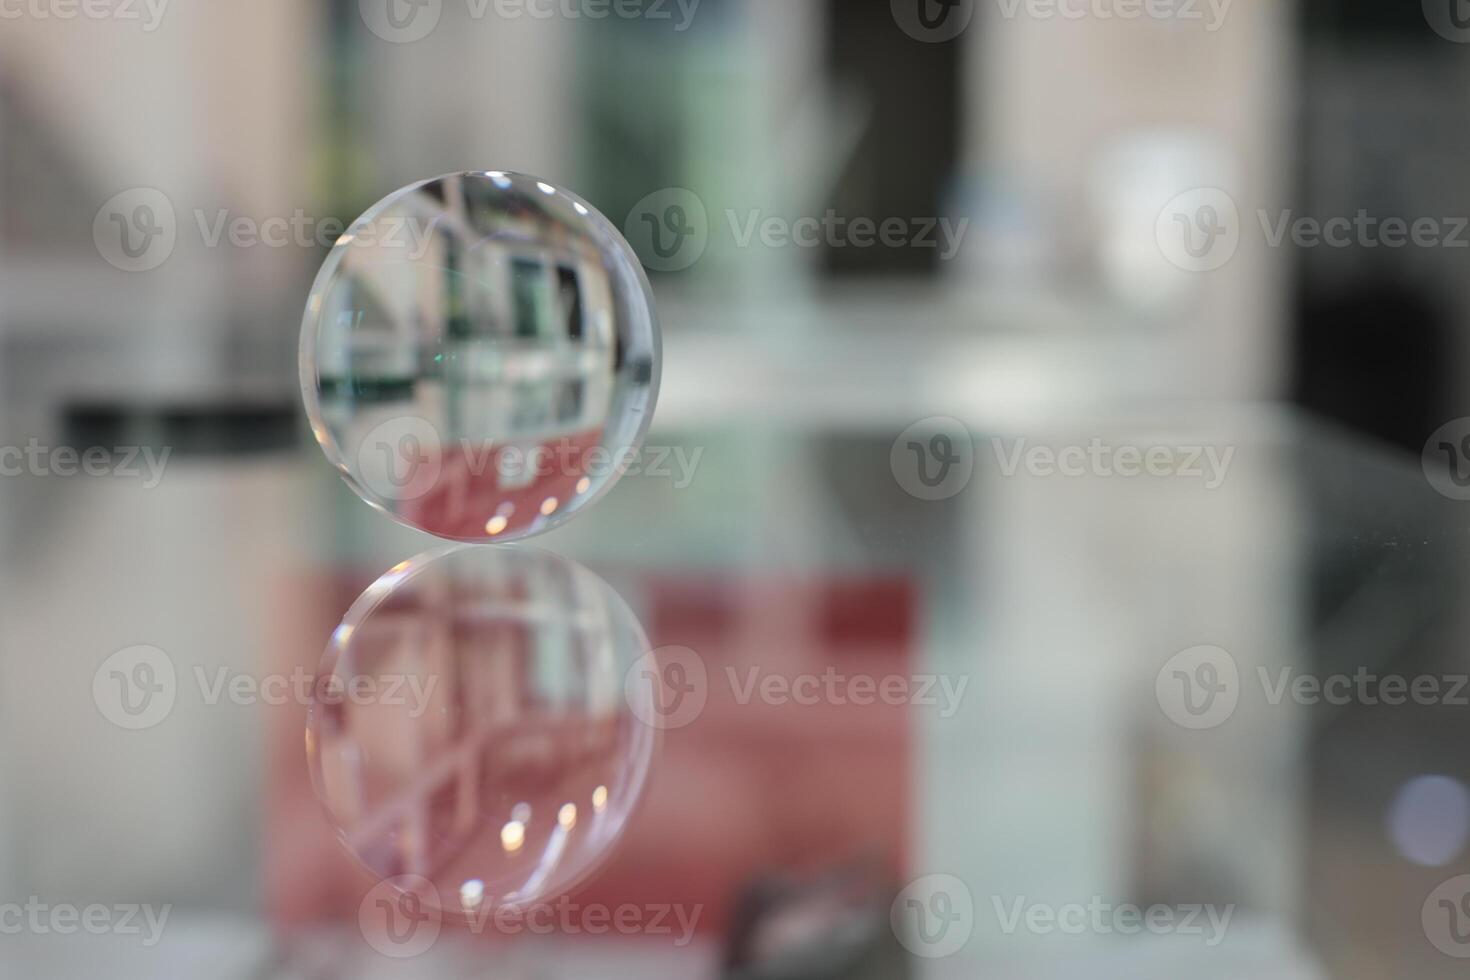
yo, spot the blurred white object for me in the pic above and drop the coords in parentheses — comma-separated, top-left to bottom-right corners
(1091, 131, 1236, 311)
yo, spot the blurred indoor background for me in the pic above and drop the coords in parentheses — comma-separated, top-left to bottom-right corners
(3, 0, 1470, 977)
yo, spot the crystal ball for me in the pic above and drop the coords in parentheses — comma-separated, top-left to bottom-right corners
(301, 172, 660, 541)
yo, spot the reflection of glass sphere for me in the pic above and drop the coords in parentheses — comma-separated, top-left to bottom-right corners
(306, 545, 658, 917)
(301, 172, 660, 542)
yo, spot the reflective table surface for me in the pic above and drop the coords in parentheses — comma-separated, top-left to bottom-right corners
(2, 404, 1468, 980)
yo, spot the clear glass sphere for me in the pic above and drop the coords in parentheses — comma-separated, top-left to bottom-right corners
(306, 545, 658, 917)
(301, 172, 660, 542)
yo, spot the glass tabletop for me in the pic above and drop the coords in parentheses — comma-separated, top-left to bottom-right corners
(3, 404, 1466, 979)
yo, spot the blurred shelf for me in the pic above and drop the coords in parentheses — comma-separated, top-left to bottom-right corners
(654, 285, 1181, 432)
